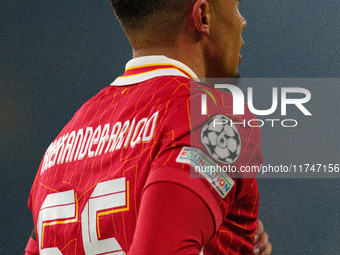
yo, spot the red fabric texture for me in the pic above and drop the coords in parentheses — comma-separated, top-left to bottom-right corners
(25, 237, 39, 255)
(129, 181, 214, 255)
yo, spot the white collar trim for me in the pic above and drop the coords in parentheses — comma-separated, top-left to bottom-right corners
(111, 55, 200, 86)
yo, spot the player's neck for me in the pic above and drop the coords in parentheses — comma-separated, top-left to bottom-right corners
(128, 24, 206, 77)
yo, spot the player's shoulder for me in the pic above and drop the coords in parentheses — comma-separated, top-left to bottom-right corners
(144, 75, 192, 115)
(151, 75, 192, 99)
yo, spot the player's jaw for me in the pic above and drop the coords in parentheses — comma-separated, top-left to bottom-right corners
(235, 38, 245, 78)
(201, 0, 247, 78)
(239, 38, 245, 64)
(235, 6, 247, 77)
(221, 8, 246, 78)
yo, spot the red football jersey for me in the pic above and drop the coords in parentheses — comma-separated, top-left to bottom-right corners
(28, 56, 262, 254)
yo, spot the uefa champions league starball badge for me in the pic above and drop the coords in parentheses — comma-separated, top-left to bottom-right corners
(201, 114, 242, 164)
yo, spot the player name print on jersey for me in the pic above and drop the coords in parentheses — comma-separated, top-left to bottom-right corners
(40, 111, 158, 174)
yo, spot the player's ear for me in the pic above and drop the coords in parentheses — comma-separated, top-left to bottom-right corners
(192, 0, 210, 35)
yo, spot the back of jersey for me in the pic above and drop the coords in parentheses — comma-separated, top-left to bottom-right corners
(28, 75, 188, 254)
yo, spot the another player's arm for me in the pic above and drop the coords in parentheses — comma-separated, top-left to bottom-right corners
(25, 229, 39, 255)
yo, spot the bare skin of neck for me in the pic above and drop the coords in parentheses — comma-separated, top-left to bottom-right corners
(128, 27, 208, 78)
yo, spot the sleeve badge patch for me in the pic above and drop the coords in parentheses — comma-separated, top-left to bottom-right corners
(176, 147, 234, 198)
(200, 114, 242, 165)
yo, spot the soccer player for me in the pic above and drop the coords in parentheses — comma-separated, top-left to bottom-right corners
(25, 0, 272, 254)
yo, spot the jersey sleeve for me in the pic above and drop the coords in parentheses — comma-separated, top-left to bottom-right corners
(129, 181, 215, 254)
(145, 84, 263, 232)
(25, 230, 39, 255)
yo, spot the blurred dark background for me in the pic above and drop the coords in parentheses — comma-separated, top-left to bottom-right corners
(1, 1, 339, 254)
